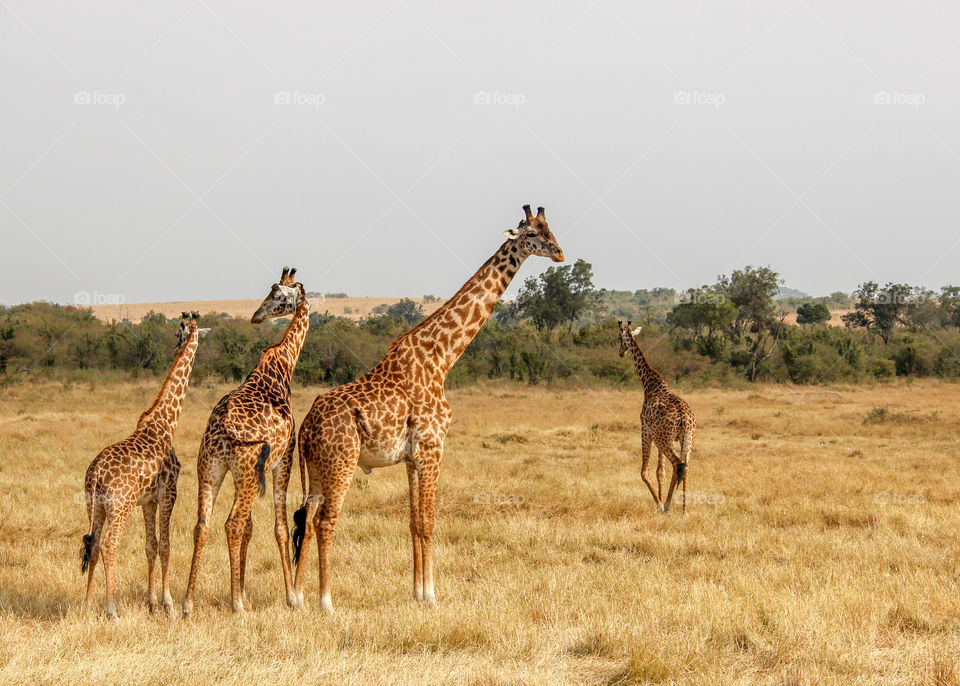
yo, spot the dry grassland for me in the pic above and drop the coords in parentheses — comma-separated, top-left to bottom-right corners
(0, 379, 958, 684)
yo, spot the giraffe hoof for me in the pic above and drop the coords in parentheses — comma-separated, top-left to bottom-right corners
(148, 602, 158, 615)
(163, 602, 176, 618)
(286, 592, 303, 611)
(181, 601, 193, 618)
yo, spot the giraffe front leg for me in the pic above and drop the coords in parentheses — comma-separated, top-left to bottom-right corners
(157, 468, 178, 617)
(406, 463, 423, 602)
(142, 501, 159, 613)
(415, 444, 443, 607)
(662, 450, 683, 514)
(656, 453, 665, 507)
(272, 449, 299, 609)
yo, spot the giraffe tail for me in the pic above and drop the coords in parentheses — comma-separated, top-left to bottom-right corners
(256, 442, 270, 497)
(291, 507, 307, 566)
(80, 461, 99, 573)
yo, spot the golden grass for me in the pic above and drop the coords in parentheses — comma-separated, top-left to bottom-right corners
(1, 378, 959, 684)
(88, 297, 444, 323)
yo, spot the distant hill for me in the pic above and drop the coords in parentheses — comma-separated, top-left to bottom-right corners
(775, 286, 809, 300)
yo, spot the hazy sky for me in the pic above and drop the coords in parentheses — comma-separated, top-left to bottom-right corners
(2, 1, 959, 306)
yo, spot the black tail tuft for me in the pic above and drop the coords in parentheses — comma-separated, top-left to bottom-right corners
(80, 533, 96, 573)
(256, 443, 270, 497)
(291, 507, 307, 565)
(676, 461, 687, 483)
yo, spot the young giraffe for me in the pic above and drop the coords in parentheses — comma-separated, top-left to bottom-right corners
(81, 312, 207, 619)
(617, 320, 695, 513)
(182, 267, 309, 615)
(290, 205, 564, 613)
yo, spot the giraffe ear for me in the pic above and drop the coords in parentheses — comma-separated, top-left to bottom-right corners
(632, 326, 642, 337)
(504, 223, 522, 239)
(197, 327, 211, 338)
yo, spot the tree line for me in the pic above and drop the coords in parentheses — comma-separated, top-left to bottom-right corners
(2, 262, 959, 387)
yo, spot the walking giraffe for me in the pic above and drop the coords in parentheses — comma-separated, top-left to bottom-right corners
(617, 321, 696, 513)
(81, 312, 207, 619)
(182, 267, 309, 615)
(290, 205, 564, 613)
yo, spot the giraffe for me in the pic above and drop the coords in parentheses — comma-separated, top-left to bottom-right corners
(289, 205, 564, 613)
(81, 311, 207, 619)
(182, 267, 309, 615)
(617, 320, 696, 513)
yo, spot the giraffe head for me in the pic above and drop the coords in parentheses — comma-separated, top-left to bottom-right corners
(175, 312, 205, 352)
(617, 320, 642, 357)
(503, 205, 564, 262)
(251, 267, 303, 324)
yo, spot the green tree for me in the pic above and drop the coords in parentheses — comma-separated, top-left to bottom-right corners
(940, 286, 960, 328)
(515, 259, 603, 331)
(842, 282, 913, 344)
(666, 286, 736, 360)
(796, 302, 831, 325)
(385, 298, 424, 326)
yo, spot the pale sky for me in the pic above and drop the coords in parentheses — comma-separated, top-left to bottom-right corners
(2, 1, 959, 306)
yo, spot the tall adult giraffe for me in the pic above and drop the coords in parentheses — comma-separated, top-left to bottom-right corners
(617, 321, 696, 513)
(81, 312, 207, 619)
(182, 267, 309, 615)
(290, 205, 564, 613)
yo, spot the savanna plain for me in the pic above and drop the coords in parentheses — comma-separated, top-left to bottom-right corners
(0, 379, 958, 685)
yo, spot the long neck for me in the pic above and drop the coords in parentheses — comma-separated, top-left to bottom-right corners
(259, 294, 310, 389)
(393, 240, 526, 378)
(627, 333, 667, 395)
(138, 331, 199, 435)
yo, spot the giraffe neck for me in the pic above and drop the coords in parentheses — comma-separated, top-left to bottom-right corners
(137, 330, 199, 436)
(256, 292, 310, 390)
(626, 332, 667, 396)
(390, 240, 525, 379)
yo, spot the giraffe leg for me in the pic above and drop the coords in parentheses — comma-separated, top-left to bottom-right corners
(84, 502, 106, 607)
(639, 432, 661, 511)
(314, 458, 356, 615)
(292, 489, 321, 605)
(656, 453, 665, 505)
(225, 473, 257, 614)
(182, 461, 226, 616)
(142, 500, 159, 613)
(157, 465, 178, 616)
(272, 450, 299, 609)
(659, 444, 683, 514)
(406, 463, 423, 602)
(100, 508, 130, 620)
(414, 442, 443, 607)
(238, 515, 253, 600)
